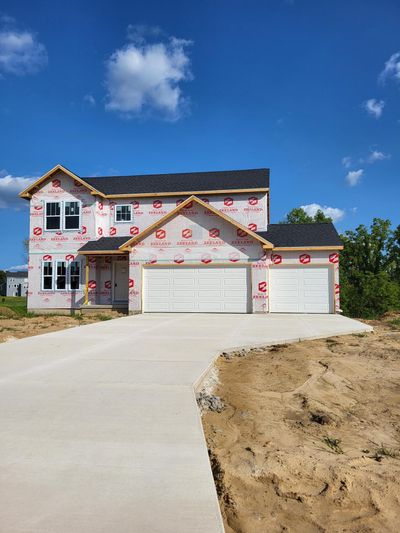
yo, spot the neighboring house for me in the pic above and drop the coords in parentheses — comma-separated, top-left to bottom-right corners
(5, 271, 29, 297)
(19, 164, 342, 314)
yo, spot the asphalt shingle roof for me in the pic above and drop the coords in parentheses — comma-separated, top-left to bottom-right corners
(81, 168, 269, 195)
(257, 223, 342, 248)
(78, 237, 130, 252)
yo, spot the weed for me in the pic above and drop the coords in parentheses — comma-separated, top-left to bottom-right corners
(98, 315, 113, 321)
(372, 445, 398, 462)
(387, 318, 400, 330)
(323, 436, 343, 454)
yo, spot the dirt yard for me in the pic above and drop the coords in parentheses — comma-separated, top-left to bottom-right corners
(0, 307, 123, 343)
(201, 316, 400, 533)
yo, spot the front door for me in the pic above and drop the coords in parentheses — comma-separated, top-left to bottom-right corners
(113, 261, 129, 302)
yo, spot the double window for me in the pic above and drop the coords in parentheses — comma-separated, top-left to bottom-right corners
(42, 260, 81, 291)
(45, 201, 81, 231)
(115, 204, 132, 222)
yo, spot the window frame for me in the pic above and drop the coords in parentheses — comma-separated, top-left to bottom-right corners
(63, 200, 82, 231)
(44, 201, 62, 231)
(115, 204, 133, 223)
(69, 260, 81, 291)
(55, 260, 67, 291)
(42, 261, 54, 291)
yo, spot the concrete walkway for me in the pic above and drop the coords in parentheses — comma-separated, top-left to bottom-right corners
(0, 313, 372, 532)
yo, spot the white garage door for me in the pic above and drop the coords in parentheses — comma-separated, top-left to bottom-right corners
(270, 267, 332, 313)
(144, 266, 250, 313)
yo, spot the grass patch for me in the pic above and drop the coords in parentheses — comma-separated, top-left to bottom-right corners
(98, 315, 113, 321)
(0, 296, 28, 317)
(372, 445, 399, 461)
(387, 318, 400, 330)
(323, 436, 343, 454)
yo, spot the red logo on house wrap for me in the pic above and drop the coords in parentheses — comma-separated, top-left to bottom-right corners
(132, 200, 140, 210)
(98, 202, 103, 211)
(271, 253, 282, 264)
(98, 227, 104, 236)
(201, 254, 212, 264)
(335, 283, 340, 294)
(248, 223, 257, 231)
(224, 197, 233, 206)
(33, 227, 42, 236)
(258, 281, 267, 293)
(130, 226, 139, 235)
(329, 252, 339, 264)
(52, 178, 61, 188)
(34, 205, 43, 211)
(81, 225, 87, 235)
(65, 254, 75, 261)
(89, 256, 96, 264)
(182, 228, 192, 239)
(73, 180, 82, 187)
(43, 254, 52, 261)
(88, 280, 96, 289)
(299, 253, 311, 264)
(248, 196, 258, 205)
(184, 200, 193, 209)
(156, 229, 166, 239)
(153, 199, 163, 209)
(148, 255, 157, 264)
(237, 228, 247, 237)
(109, 201, 116, 209)
(229, 252, 240, 262)
(201, 197, 209, 203)
(110, 227, 117, 236)
(174, 254, 184, 264)
(105, 280, 112, 289)
(129, 278, 135, 288)
(209, 228, 220, 238)
(105, 256, 112, 263)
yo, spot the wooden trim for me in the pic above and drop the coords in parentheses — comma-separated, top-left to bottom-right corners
(84, 256, 89, 305)
(105, 187, 269, 199)
(78, 250, 128, 255)
(120, 195, 274, 250)
(269, 246, 344, 251)
(19, 164, 103, 198)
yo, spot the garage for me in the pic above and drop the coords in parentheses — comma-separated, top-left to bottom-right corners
(269, 266, 333, 313)
(143, 266, 250, 313)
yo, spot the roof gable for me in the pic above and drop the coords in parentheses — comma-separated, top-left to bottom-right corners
(120, 195, 273, 249)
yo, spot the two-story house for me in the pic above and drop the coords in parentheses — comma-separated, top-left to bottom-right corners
(19, 164, 342, 314)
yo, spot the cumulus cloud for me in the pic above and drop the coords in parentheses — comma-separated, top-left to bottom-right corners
(379, 51, 400, 84)
(301, 203, 345, 222)
(341, 156, 352, 168)
(0, 20, 47, 76)
(0, 173, 34, 208)
(367, 150, 391, 163)
(105, 28, 193, 120)
(363, 98, 385, 118)
(346, 169, 364, 187)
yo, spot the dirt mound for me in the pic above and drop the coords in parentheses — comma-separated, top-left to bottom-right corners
(202, 318, 400, 533)
(0, 306, 18, 318)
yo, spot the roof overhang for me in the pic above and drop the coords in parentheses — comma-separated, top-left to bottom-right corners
(120, 195, 274, 250)
(19, 164, 103, 199)
(77, 249, 128, 255)
(268, 245, 344, 251)
(104, 188, 269, 199)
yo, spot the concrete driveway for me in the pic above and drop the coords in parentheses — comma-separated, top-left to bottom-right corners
(0, 313, 372, 532)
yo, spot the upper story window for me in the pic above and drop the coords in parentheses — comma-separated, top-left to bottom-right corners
(45, 202, 61, 230)
(115, 204, 132, 222)
(64, 201, 80, 230)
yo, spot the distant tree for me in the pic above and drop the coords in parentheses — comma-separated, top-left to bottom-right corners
(281, 207, 332, 224)
(0, 270, 5, 286)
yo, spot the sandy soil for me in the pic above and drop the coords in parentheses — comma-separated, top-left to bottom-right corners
(0, 309, 123, 343)
(202, 316, 400, 533)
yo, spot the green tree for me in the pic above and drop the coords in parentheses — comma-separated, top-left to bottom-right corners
(281, 207, 332, 224)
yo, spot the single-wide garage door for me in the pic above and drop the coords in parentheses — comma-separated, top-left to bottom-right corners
(144, 266, 250, 313)
(269, 266, 332, 313)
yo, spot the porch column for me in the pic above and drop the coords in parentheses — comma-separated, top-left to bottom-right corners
(84, 256, 89, 305)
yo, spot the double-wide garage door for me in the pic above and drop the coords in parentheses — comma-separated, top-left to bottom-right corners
(144, 266, 250, 313)
(269, 266, 332, 313)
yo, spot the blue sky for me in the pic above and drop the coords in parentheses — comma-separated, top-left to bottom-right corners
(0, 0, 399, 269)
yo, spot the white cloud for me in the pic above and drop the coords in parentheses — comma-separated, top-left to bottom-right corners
(126, 24, 163, 45)
(363, 98, 385, 118)
(346, 169, 364, 186)
(341, 156, 352, 168)
(367, 150, 391, 163)
(301, 203, 345, 222)
(83, 94, 96, 106)
(0, 173, 34, 208)
(0, 26, 47, 76)
(105, 30, 192, 120)
(379, 51, 400, 84)
(7, 264, 28, 272)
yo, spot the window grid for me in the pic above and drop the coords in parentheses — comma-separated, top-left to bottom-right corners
(115, 204, 132, 222)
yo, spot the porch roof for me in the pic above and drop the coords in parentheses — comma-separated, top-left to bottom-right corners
(77, 236, 130, 254)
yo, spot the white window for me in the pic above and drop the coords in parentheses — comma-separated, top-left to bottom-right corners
(70, 261, 81, 290)
(115, 204, 132, 222)
(45, 202, 61, 230)
(42, 261, 53, 290)
(55, 261, 67, 290)
(64, 201, 81, 230)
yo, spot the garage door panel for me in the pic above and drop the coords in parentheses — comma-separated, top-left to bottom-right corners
(270, 267, 332, 314)
(144, 266, 250, 313)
